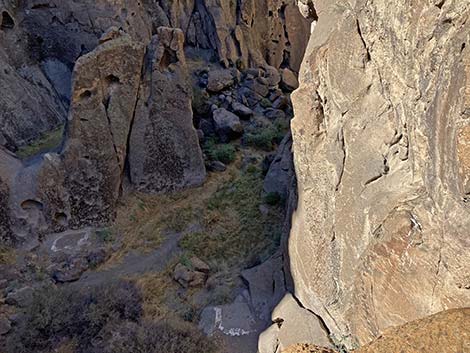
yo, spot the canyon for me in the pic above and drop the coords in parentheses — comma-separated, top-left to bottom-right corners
(0, 0, 469, 353)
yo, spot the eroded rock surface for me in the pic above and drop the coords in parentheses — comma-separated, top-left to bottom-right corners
(282, 308, 470, 353)
(2, 28, 205, 241)
(288, 0, 470, 347)
(129, 27, 205, 193)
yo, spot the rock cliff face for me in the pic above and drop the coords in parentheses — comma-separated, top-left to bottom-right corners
(289, 0, 470, 347)
(129, 27, 206, 192)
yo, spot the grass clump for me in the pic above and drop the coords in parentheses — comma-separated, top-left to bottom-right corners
(16, 125, 64, 159)
(204, 140, 237, 164)
(260, 98, 272, 108)
(3, 279, 217, 353)
(244, 118, 289, 151)
(104, 319, 216, 353)
(179, 168, 282, 268)
(4, 280, 142, 353)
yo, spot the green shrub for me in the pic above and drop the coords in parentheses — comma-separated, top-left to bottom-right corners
(5, 280, 143, 353)
(260, 98, 272, 108)
(204, 140, 236, 164)
(16, 126, 64, 159)
(244, 119, 288, 151)
(96, 228, 114, 243)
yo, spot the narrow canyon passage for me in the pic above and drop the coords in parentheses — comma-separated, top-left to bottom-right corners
(1, 1, 469, 353)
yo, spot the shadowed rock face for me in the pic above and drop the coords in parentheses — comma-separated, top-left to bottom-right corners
(288, 0, 470, 347)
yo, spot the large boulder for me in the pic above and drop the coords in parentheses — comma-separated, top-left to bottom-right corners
(4, 33, 145, 239)
(207, 69, 234, 92)
(288, 0, 470, 348)
(213, 107, 244, 142)
(54, 33, 146, 228)
(128, 27, 206, 193)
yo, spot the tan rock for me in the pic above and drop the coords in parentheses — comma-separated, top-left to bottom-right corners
(288, 0, 470, 348)
(272, 294, 332, 351)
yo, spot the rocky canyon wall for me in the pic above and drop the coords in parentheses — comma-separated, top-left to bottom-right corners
(0, 1, 311, 244)
(289, 0, 470, 348)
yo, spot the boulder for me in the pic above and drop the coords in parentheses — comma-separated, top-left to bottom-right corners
(231, 102, 254, 119)
(173, 263, 208, 288)
(282, 309, 470, 353)
(207, 161, 227, 172)
(241, 254, 286, 322)
(5, 286, 34, 308)
(207, 69, 234, 92)
(213, 108, 244, 142)
(0, 314, 11, 335)
(263, 66, 281, 87)
(190, 256, 211, 273)
(271, 293, 332, 351)
(244, 78, 270, 97)
(280, 69, 299, 91)
(128, 27, 206, 193)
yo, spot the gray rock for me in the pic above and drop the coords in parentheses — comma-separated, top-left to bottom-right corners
(173, 263, 208, 288)
(41, 58, 72, 103)
(258, 324, 280, 353)
(51, 257, 89, 283)
(264, 66, 281, 87)
(263, 133, 294, 200)
(213, 108, 244, 142)
(244, 78, 270, 97)
(238, 86, 263, 108)
(207, 69, 234, 92)
(128, 27, 206, 193)
(5, 286, 34, 308)
(199, 300, 257, 337)
(190, 256, 211, 273)
(265, 108, 286, 120)
(231, 102, 254, 119)
(272, 95, 290, 110)
(0, 314, 11, 335)
(241, 254, 286, 321)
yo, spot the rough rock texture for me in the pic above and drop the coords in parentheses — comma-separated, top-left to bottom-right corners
(283, 308, 470, 353)
(179, 0, 312, 70)
(0, 2, 67, 151)
(2, 28, 205, 241)
(0, 147, 21, 243)
(259, 293, 332, 353)
(355, 308, 470, 353)
(263, 133, 295, 200)
(129, 27, 205, 193)
(289, 0, 470, 348)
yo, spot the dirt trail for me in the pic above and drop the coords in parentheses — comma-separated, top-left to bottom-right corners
(72, 231, 184, 289)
